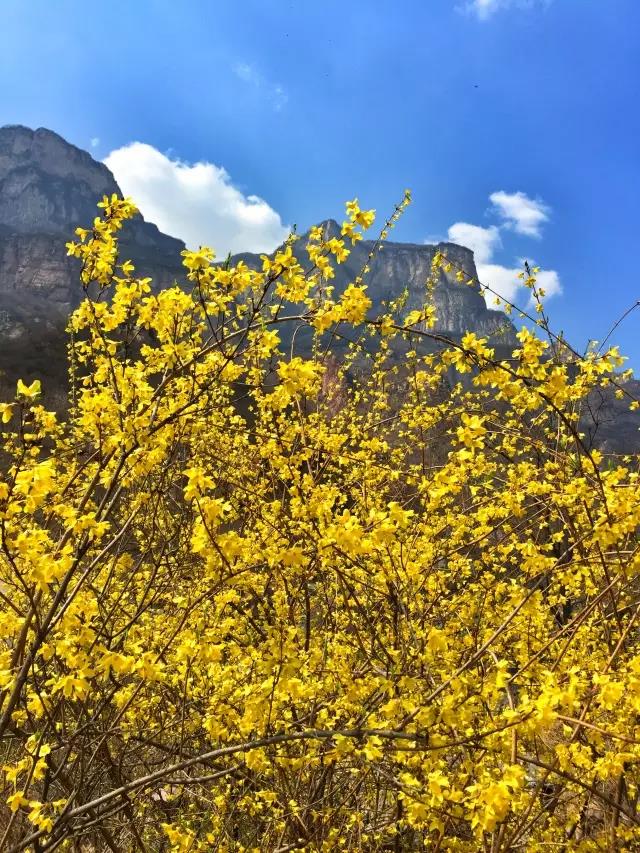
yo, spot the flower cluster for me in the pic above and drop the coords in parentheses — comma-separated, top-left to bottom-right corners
(1, 193, 639, 851)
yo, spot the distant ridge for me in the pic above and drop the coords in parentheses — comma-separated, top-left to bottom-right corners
(229, 218, 517, 345)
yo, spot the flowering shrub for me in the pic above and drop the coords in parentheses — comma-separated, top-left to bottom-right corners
(0, 193, 639, 850)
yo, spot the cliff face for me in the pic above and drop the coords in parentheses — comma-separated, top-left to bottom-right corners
(327, 222, 516, 344)
(0, 125, 518, 396)
(0, 125, 187, 397)
(0, 125, 636, 452)
(0, 125, 185, 302)
(0, 125, 117, 234)
(0, 128, 516, 342)
(232, 220, 517, 349)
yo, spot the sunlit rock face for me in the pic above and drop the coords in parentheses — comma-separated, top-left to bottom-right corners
(0, 125, 186, 305)
(345, 235, 515, 343)
(0, 125, 117, 234)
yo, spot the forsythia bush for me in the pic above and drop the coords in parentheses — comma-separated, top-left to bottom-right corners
(0, 193, 639, 851)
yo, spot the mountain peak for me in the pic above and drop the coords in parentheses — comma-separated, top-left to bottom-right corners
(0, 124, 120, 234)
(0, 124, 112, 177)
(0, 126, 514, 387)
(314, 218, 342, 239)
(0, 125, 185, 389)
(1, 124, 70, 141)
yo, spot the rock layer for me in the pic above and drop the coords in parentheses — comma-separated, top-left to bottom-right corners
(0, 125, 186, 302)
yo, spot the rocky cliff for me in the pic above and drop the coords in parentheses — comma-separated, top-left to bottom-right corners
(0, 125, 636, 452)
(0, 125, 186, 399)
(0, 125, 185, 298)
(232, 219, 516, 352)
(0, 126, 516, 385)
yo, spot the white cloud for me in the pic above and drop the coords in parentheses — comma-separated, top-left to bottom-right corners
(272, 86, 288, 111)
(104, 142, 289, 256)
(233, 62, 257, 84)
(476, 263, 523, 303)
(232, 62, 288, 111)
(462, 0, 551, 20)
(490, 190, 550, 237)
(447, 223, 501, 265)
(478, 263, 562, 306)
(515, 259, 562, 301)
(441, 191, 560, 310)
(533, 268, 562, 300)
(465, 0, 505, 19)
(90, 137, 100, 148)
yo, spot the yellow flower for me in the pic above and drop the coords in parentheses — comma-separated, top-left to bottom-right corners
(16, 378, 41, 400)
(339, 283, 372, 324)
(7, 791, 29, 812)
(1, 192, 638, 850)
(456, 412, 487, 449)
(277, 357, 323, 394)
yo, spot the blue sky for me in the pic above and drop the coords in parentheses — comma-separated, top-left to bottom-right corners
(2, 0, 639, 364)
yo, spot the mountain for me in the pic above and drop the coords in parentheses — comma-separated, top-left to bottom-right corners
(0, 125, 518, 403)
(0, 125, 185, 282)
(231, 218, 517, 350)
(0, 125, 636, 453)
(0, 126, 187, 401)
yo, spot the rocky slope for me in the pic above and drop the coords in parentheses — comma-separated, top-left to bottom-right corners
(231, 219, 517, 358)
